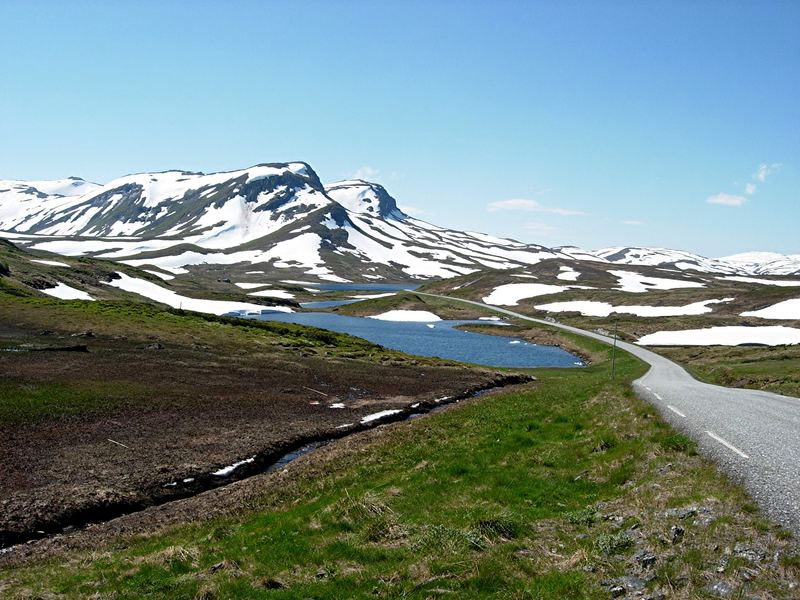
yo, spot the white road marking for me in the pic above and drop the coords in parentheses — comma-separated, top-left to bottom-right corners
(654, 393, 663, 401)
(706, 430, 749, 459)
(666, 405, 686, 418)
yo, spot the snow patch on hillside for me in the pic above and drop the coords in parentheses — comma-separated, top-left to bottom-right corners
(103, 272, 291, 316)
(143, 269, 175, 280)
(349, 293, 397, 299)
(557, 266, 580, 281)
(718, 276, 800, 287)
(483, 283, 570, 306)
(41, 282, 94, 301)
(637, 326, 800, 346)
(610, 270, 706, 293)
(248, 289, 295, 299)
(235, 282, 270, 289)
(741, 299, 800, 320)
(535, 298, 732, 317)
(258, 233, 347, 281)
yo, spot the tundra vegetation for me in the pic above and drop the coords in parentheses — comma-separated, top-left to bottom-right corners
(1, 308, 797, 598)
(0, 243, 798, 597)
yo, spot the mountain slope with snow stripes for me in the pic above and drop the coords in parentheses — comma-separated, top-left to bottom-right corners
(1, 163, 797, 280)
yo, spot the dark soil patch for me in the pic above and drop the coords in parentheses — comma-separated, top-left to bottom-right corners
(0, 315, 506, 547)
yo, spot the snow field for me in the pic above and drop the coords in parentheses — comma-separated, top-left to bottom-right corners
(610, 270, 706, 293)
(40, 282, 94, 301)
(534, 298, 733, 317)
(637, 326, 800, 347)
(556, 266, 580, 281)
(103, 272, 292, 316)
(482, 283, 571, 306)
(741, 299, 800, 320)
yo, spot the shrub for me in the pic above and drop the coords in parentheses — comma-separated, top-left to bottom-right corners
(565, 507, 597, 526)
(594, 532, 633, 555)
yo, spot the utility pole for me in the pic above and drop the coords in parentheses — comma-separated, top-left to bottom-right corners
(611, 317, 618, 380)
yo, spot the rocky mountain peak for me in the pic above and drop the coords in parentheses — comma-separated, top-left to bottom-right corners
(324, 179, 407, 220)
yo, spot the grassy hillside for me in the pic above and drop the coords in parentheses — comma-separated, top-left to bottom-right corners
(0, 239, 301, 308)
(1, 329, 797, 598)
(0, 284, 505, 548)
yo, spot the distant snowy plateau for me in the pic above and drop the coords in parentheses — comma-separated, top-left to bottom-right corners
(1, 161, 798, 281)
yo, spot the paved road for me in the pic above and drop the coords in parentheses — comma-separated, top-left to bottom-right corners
(420, 293, 800, 534)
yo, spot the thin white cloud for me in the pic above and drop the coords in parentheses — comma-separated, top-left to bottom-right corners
(621, 219, 644, 226)
(351, 165, 380, 181)
(754, 163, 782, 183)
(707, 193, 747, 206)
(744, 182, 756, 195)
(487, 198, 586, 216)
(521, 221, 558, 234)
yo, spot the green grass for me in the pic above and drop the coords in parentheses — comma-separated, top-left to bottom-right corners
(0, 295, 397, 357)
(659, 344, 800, 398)
(2, 334, 797, 598)
(0, 379, 156, 424)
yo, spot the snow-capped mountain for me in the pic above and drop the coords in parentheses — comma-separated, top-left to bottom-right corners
(584, 247, 742, 274)
(557, 246, 800, 276)
(324, 179, 407, 219)
(718, 252, 800, 276)
(1, 163, 797, 281)
(0, 163, 567, 281)
(565, 247, 800, 276)
(0, 163, 328, 243)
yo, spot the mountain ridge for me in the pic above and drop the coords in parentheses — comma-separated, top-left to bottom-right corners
(1, 162, 798, 280)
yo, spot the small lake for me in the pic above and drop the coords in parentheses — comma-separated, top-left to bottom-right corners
(240, 312, 583, 369)
(300, 299, 361, 309)
(303, 282, 421, 292)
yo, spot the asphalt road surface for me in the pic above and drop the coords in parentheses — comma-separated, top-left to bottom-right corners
(420, 292, 800, 535)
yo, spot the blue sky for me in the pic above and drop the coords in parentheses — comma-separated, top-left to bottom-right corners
(1, 0, 797, 256)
